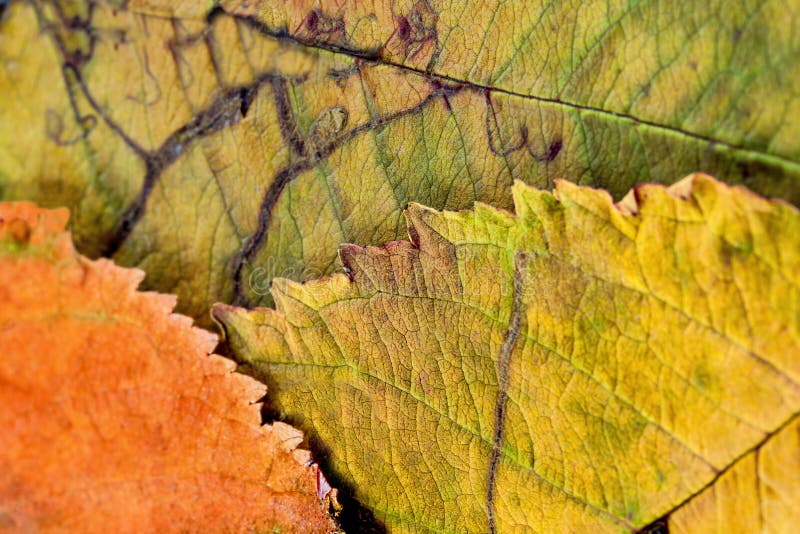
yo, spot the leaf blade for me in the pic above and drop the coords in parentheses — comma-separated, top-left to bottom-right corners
(216, 174, 800, 532)
(0, 201, 338, 532)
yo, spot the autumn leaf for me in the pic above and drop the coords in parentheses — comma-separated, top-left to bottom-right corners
(214, 175, 800, 532)
(2, 0, 799, 322)
(0, 202, 338, 532)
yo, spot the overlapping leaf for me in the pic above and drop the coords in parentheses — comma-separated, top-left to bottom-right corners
(215, 175, 800, 532)
(1, 0, 799, 321)
(0, 202, 337, 532)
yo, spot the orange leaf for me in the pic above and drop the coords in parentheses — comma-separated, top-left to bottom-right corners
(0, 202, 338, 532)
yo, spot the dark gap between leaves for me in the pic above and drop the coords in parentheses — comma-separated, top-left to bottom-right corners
(260, 400, 387, 534)
(223, 338, 386, 534)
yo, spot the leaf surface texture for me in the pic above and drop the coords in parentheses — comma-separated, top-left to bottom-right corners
(216, 175, 800, 532)
(0, 202, 337, 532)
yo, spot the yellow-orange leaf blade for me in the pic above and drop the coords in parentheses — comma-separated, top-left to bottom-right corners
(0, 202, 337, 533)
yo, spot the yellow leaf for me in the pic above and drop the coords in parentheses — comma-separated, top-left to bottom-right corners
(215, 174, 800, 532)
(2, 1, 799, 321)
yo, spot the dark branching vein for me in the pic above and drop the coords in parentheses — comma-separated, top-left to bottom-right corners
(270, 76, 306, 157)
(231, 11, 800, 171)
(229, 82, 464, 306)
(486, 252, 526, 534)
(101, 76, 284, 255)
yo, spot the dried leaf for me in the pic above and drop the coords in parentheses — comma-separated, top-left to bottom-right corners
(216, 174, 800, 532)
(0, 202, 337, 533)
(1, 1, 798, 321)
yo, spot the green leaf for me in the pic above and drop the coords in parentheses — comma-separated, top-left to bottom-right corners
(1, 0, 799, 323)
(215, 175, 800, 532)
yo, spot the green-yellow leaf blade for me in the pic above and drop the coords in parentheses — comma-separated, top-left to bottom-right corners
(215, 174, 800, 532)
